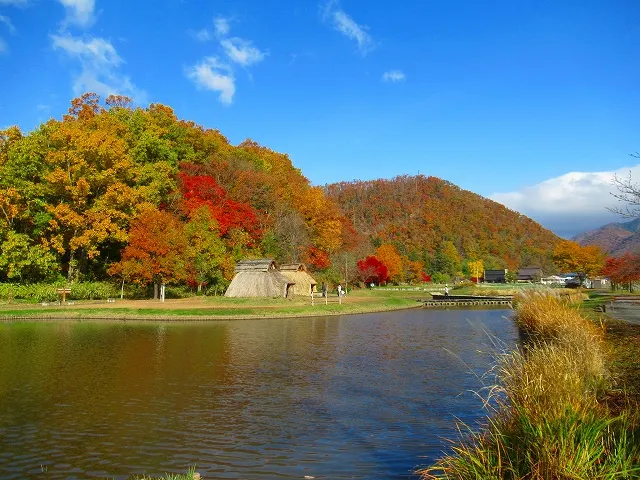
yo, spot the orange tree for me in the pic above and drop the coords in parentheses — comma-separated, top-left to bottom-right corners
(108, 207, 187, 297)
(375, 243, 403, 282)
(552, 240, 605, 283)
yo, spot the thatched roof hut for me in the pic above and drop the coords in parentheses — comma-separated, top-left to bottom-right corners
(279, 263, 317, 297)
(224, 259, 295, 298)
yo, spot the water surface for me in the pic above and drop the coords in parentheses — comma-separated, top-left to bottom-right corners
(0, 308, 517, 479)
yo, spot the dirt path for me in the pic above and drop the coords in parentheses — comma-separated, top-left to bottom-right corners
(607, 299, 640, 325)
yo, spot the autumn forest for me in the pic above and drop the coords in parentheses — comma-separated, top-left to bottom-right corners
(0, 94, 565, 291)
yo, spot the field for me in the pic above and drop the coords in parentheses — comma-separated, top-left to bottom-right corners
(0, 287, 430, 320)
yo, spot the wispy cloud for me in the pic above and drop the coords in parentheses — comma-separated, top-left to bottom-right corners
(382, 70, 405, 82)
(490, 164, 640, 238)
(188, 15, 265, 104)
(51, 33, 146, 102)
(220, 37, 265, 66)
(192, 28, 212, 42)
(58, 0, 95, 28)
(214, 16, 230, 37)
(191, 16, 232, 42)
(0, 7, 19, 54)
(0, 14, 16, 34)
(321, 0, 374, 55)
(186, 56, 235, 105)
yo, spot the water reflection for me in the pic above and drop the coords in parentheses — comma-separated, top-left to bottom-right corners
(0, 308, 517, 479)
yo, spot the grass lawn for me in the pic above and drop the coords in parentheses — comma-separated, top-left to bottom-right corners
(0, 287, 424, 320)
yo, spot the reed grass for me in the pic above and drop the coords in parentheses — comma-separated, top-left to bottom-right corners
(420, 291, 640, 479)
(136, 465, 200, 480)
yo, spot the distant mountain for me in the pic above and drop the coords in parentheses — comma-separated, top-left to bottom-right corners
(573, 218, 640, 256)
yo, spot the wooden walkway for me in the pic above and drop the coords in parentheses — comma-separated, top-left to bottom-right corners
(422, 294, 513, 308)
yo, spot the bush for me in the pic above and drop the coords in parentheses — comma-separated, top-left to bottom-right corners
(0, 282, 120, 303)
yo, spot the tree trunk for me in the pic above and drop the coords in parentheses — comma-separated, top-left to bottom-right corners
(153, 282, 159, 299)
(67, 250, 77, 283)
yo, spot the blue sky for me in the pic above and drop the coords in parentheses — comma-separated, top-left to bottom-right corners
(1, 0, 639, 237)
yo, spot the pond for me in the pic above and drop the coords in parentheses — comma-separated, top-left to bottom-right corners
(0, 308, 518, 479)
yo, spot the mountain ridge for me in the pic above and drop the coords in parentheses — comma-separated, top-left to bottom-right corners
(573, 218, 640, 256)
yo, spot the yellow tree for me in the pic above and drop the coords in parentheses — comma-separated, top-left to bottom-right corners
(553, 240, 605, 283)
(295, 186, 343, 263)
(376, 243, 403, 282)
(468, 259, 484, 283)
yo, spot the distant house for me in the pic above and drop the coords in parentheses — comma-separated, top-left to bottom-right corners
(225, 259, 295, 298)
(517, 267, 543, 282)
(541, 275, 567, 285)
(279, 263, 317, 297)
(484, 269, 507, 283)
(591, 277, 610, 289)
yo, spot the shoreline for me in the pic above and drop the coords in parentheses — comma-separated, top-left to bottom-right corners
(0, 302, 428, 323)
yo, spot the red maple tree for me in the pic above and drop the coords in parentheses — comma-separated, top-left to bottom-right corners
(178, 171, 262, 242)
(357, 256, 389, 285)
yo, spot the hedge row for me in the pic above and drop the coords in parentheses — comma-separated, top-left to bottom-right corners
(0, 282, 122, 302)
(0, 282, 209, 303)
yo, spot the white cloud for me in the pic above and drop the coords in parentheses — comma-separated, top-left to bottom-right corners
(191, 16, 232, 42)
(52, 34, 120, 65)
(186, 57, 235, 105)
(382, 70, 405, 82)
(192, 28, 211, 42)
(214, 16, 230, 37)
(489, 164, 640, 238)
(51, 33, 146, 102)
(322, 0, 374, 55)
(220, 37, 265, 66)
(0, 14, 16, 34)
(58, 0, 95, 28)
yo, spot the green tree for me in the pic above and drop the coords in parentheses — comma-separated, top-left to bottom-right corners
(184, 207, 227, 292)
(432, 240, 462, 279)
(0, 231, 59, 282)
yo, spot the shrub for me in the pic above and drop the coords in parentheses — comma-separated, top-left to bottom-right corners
(420, 292, 640, 479)
(0, 282, 120, 302)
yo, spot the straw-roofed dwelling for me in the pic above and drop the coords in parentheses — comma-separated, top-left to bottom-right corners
(279, 263, 317, 297)
(224, 259, 295, 298)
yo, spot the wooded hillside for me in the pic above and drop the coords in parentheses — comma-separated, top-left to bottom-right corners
(325, 176, 560, 274)
(0, 94, 560, 289)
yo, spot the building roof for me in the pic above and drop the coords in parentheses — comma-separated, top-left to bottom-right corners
(519, 266, 542, 274)
(234, 259, 277, 273)
(279, 263, 308, 272)
(224, 270, 294, 297)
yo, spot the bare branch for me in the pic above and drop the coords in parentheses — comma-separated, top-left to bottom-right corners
(607, 159, 640, 218)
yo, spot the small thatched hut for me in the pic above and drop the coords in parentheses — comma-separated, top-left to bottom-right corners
(279, 263, 317, 297)
(225, 259, 295, 298)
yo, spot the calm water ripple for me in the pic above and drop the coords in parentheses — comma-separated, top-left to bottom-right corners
(0, 308, 517, 479)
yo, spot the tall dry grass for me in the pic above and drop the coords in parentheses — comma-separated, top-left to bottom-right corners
(420, 291, 640, 479)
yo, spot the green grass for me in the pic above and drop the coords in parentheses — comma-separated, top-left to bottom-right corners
(136, 466, 200, 480)
(0, 288, 421, 320)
